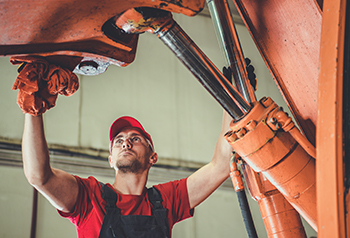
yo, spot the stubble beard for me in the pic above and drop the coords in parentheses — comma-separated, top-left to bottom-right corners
(116, 157, 148, 174)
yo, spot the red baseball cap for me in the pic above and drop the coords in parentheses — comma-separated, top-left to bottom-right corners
(109, 116, 153, 147)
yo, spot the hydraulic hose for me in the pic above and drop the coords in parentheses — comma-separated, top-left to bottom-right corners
(230, 156, 258, 238)
(236, 190, 258, 238)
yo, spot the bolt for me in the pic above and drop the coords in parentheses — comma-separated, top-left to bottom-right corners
(276, 123, 282, 130)
(269, 117, 277, 124)
(236, 128, 247, 138)
(246, 120, 257, 131)
(78, 61, 99, 75)
(225, 131, 237, 143)
(261, 97, 273, 107)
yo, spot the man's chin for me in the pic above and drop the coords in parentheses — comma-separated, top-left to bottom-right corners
(117, 166, 142, 174)
(116, 161, 143, 174)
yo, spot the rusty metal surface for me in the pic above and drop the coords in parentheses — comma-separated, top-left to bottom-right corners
(0, 0, 205, 66)
(232, 0, 322, 145)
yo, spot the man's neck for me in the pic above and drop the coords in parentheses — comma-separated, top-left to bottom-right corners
(112, 170, 148, 195)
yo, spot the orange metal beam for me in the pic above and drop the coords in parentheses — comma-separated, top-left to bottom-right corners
(317, 0, 347, 237)
(0, 0, 205, 66)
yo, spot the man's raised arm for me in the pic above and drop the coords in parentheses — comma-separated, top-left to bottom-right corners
(187, 110, 233, 209)
(22, 114, 79, 213)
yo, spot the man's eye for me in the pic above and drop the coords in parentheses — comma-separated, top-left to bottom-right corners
(132, 137, 141, 143)
(116, 139, 124, 144)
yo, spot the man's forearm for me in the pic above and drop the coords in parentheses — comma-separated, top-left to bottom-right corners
(22, 114, 52, 185)
(187, 111, 233, 208)
(22, 114, 79, 212)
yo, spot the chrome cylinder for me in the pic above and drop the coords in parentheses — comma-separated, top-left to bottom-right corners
(206, 0, 256, 104)
(155, 20, 251, 119)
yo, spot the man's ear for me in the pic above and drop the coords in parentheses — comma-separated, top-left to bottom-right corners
(149, 152, 158, 165)
(108, 155, 113, 168)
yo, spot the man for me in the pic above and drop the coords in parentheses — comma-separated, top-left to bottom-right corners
(22, 112, 233, 237)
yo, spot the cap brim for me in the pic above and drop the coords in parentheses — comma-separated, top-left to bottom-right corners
(109, 116, 153, 147)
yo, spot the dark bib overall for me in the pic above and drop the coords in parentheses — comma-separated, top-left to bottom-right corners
(98, 183, 170, 238)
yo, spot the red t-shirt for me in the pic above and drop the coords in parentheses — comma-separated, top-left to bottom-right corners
(59, 176, 194, 238)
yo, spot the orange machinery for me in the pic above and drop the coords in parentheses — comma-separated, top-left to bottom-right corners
(0, 0, 348, 237)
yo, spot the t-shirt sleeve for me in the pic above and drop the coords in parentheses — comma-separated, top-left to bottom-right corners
(153, 177, 194, 225)
(58, 176, 101, 226)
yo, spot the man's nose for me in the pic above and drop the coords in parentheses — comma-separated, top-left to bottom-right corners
(122, 139, 132, 149)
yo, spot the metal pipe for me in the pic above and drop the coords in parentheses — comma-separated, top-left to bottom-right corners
(273, 109, 317, 158)
(30, 188, 38, 238)
(155, 20, 251, 119)
(206, 0, 257, 104)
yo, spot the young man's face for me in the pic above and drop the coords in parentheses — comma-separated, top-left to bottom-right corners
(109, 128, 156, 174)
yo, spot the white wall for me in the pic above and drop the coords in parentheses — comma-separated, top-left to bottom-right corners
(0, 11, 316, 238)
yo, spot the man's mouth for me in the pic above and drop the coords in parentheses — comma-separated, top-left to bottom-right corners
(119, 150, 134, 156)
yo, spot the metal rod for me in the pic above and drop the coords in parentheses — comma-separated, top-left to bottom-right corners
(155, 21, 251, 120)
(206, 0, 257, 104)
(30, 188, 38, 238)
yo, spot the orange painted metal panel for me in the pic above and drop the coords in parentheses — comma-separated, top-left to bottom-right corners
(0, 0, 205, 66)
(232, 0, 322, 145)
(317, 0, 347, 237)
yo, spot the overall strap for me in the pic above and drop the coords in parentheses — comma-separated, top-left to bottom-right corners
(100, 182, 118, 208)
(147, 187, 170, 238)
(148, 186, 163, 209)
(99, 182, 120, 238)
